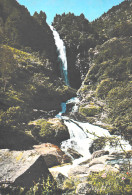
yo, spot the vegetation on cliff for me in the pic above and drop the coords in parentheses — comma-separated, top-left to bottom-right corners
(0, 45, 75, 149)
(78, 36, 132, 142)
(0, 0, 58, 65)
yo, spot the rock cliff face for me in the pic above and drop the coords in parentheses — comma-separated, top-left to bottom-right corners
(53, 13, 98, 89)
(53, 0, 132, 92)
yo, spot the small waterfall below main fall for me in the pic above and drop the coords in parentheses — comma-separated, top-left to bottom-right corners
(50, 25, 69, 85)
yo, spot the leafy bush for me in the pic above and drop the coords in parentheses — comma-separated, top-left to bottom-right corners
(96, 79, 113, 99)
(79, 105, 101, 117)
(25, 176, 58, 195)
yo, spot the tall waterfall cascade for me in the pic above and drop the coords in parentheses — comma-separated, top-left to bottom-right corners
(50, 26, 69, 85)
(49, 27, 132, 176)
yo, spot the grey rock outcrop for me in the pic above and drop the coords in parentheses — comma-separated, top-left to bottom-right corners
(0, 149, 49, 189)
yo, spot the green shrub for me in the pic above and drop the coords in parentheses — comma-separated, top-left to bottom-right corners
(96, 79, 113, 99)
(79, 85, 89, 93)
(79, 105, 101, 117)
(25, 176, 58, 195)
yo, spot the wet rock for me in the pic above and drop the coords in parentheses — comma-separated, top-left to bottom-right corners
(126, 150, 132, 158)
(67, 148, 83, 159)
(34, 143, 72, 167)
(66, 102, 75, 113)
(89, 137, 106, 153)
(49, 118, 70, 144)
(91, 150, 109, 159)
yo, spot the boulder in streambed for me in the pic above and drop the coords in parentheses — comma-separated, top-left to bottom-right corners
(68, 154, 119, 178)
(91, 150, 109, 159)
(67, 148, 83, 159)
(34, 143, 72, 167)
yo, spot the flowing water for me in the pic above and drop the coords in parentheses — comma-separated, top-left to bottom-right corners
(50, 27, 132, 176)
(53, 104, 132, 176)
(50, 26, 69, 85)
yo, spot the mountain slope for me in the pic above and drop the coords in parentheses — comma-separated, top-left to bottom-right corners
(77, 0, 132, 143)
(0, 0, 76, 149)
(0, 0, 58, 68)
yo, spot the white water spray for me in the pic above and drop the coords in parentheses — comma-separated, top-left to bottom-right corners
(50, 26, 69, 85)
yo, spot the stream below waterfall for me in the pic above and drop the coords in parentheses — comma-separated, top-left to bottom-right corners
(49, 26, 132, 176)
(50, 98, 132, 176)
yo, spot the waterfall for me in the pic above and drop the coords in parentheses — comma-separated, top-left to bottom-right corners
(50, 26, 69, 85)
(49, 27, 132, 176)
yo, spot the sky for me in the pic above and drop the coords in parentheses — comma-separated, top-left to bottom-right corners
(17, 0, 124, 24)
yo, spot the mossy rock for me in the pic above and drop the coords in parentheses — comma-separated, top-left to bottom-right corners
(79, 105, 101, 117)
(31, 118, 70, 145)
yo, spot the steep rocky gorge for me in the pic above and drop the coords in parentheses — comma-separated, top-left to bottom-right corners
(53, 0, 132, 144)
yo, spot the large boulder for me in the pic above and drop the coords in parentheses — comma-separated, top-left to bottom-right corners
(34, 143, 72, 167)
(0, 149, 49, 191)
(31, 118, 70, 145)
